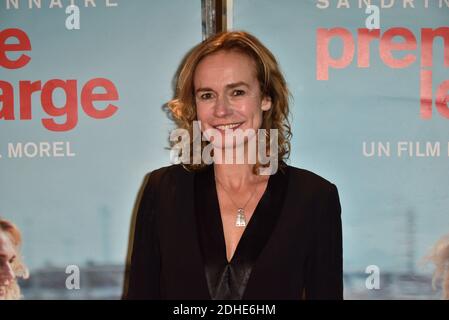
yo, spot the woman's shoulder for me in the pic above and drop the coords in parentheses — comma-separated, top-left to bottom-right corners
(284, 165, 341, 219)
(144, 164, 192, 188)
(285, 164, 338, 195)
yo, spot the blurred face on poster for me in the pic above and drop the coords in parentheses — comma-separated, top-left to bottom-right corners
(0, 220, 28, 300)
(0, 231, 17, 299)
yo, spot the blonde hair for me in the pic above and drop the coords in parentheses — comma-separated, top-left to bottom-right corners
(167, 31, 292, 174)
(0, 218, 29, 300)
(424, 233, 449, 299)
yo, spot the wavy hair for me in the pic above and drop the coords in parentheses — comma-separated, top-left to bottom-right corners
(423, 233, 449, 299)
(167, 31, 292, 174)
(0, 218, 29, 300)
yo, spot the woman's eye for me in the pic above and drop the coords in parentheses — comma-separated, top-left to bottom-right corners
(199, 93, 213, 100)
(232, 89, 245, 96)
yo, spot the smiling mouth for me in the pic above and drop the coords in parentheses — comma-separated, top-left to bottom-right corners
(213, 122, 244, 131)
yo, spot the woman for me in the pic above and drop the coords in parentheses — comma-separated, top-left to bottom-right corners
(425, 233, 449, 299)
(124, 31, 343, 300)
(0, 218, 29, 300)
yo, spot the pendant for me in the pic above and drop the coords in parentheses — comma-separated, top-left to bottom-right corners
(235, 208, 246, 227)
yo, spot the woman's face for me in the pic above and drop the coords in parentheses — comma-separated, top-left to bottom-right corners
(193, 50, 271, 149)
(0, 232, 16, 299)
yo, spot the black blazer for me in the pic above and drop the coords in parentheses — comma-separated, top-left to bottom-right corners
(123, 163, 343, 300)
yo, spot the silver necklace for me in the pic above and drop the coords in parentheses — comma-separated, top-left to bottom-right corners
(215, 178, 257, 227)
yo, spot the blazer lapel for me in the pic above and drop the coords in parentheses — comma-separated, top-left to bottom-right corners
(173, 165, 211, 299)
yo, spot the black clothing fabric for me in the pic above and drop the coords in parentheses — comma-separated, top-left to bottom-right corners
(194, 163, 289, 299)
(124, 163, 343, 300)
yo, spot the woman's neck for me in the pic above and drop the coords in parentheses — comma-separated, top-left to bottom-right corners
(213, 163, 265, 191)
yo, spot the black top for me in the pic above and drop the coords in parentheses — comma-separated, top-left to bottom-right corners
(124, 163, 343, 300)
(194, 163, 288, 299)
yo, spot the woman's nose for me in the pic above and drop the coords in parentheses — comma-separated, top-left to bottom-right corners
(213, 95, 233, 117)
(0, 264, 15, 285)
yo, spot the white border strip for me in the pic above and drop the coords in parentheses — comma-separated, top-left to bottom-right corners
(226, 0, 233, 30)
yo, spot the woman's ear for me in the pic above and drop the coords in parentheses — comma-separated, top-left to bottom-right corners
(261, 95, 272, 111)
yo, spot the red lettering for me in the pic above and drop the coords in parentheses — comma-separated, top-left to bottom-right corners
(0, 81, 15, 119)
(420, 69, 433, 119)
(421, 27, 449, 68)
(357, 28, 380, 68)
(0, 28, 32, 69)
(379, 28, 417, 68)
(81, 78, 119, 119)
(316, 28, 355, 80)
(0, 78, 119, 131)
(435, 79, 449, 119)
(19, 80, 41, 119)
(41, 80, 78, 132)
